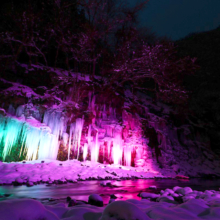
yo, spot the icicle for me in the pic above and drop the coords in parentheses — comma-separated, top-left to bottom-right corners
(95, 131, 99, 161)
(1, 118, 23, 160)
(0, 116, 6, 145)
(112, 134, 123, 165)
(88, 124, 92, 146)
(48, 134, 59, 159)
(103, 144, 104, 161)
(37, 130, 52, 160)
(0, 112, 85, 162)
(83, 143, 88, 161)
(63, 133, 69, 147)
(111, 125, 124, 165)
(68, 124, 74, 160)
(25, 117, 59, 160)
(24, 126, 41, 160)
(91, 131, 99, 162)
(107, 141, 110, 158)
(74, 118, 84, 160)
(124, 146, 132, 166)
(67, 118, 84, 160)
(42, 111, 65, 159)
(0, 115, 57, 161)
(43, 111, 64, 137)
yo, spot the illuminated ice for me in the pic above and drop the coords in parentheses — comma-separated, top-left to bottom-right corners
(0, 94, 142, 168)
(0, 113, 62, 161)
(43, 111, 65, 137)
(0, 117, 23, 160)
(71, 118, 84, 159)
(83, 143, 88, 161)
(63, 133, 69, 146)
(91, 130, 99, 162)
(124, 145, 132, 166)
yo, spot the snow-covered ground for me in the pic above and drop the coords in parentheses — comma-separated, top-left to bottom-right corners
(0, 159, 164, 185)
(1, 160, 220, 219)
(1, 186, 220, 219)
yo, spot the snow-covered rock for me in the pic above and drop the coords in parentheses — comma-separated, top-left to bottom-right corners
(0, 199, 59, 220)
(156, 196, 177, 204)
(139, 192, 160, 199)
(2, 187, 220, 220)
(88, 194, 103, 207)
(100, 201, 150, 220)
(174, 187, 193, 195)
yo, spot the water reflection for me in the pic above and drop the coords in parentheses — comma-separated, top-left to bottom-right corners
(0, 179, 220, 204)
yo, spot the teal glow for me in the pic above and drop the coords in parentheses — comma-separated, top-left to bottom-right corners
(0, 116, 24, 160)
(0, 115, 59, 161)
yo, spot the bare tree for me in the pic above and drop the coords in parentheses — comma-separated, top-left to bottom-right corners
(76, 0, 149, 78)
(111, 41, 198, 104)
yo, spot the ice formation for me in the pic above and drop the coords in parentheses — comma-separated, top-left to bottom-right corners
(0, 115, 59, 161)
(0, 92, 151, 167)
(0, 117, 23, 160)
(68, 118, 84, 160)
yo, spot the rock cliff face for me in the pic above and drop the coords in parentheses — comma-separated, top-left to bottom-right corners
(0, 64, 219, 177)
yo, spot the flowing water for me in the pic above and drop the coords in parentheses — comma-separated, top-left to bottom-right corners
(1, 178, 220, 205)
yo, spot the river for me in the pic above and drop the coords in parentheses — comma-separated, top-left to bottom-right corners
(0, 178, 220, 205)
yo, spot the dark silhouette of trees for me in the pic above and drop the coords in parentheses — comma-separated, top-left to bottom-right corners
(0, 0, 197, 104)
(111, 41, 198, 103)
(176, 26, 220, 152)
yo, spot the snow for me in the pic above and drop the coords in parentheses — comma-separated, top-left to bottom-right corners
(0, 159, 160, 185)
(0, 159, 220, 220)
(100, 200, 150, 220)
(156, 196, 177, 204)
(0, 199, 59, 220)
(139, 192, 160, 199)
(174, 186, 193, 195)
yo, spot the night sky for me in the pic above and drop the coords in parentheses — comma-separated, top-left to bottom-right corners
(130, 0, 220, 40)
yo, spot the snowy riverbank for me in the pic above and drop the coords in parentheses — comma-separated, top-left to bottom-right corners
(0, 159, 167, 186)
(2, 186, 220, 219)
(1, 160, 220, 219)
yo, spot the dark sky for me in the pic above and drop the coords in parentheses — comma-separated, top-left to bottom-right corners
(130, 0, 220, 40)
